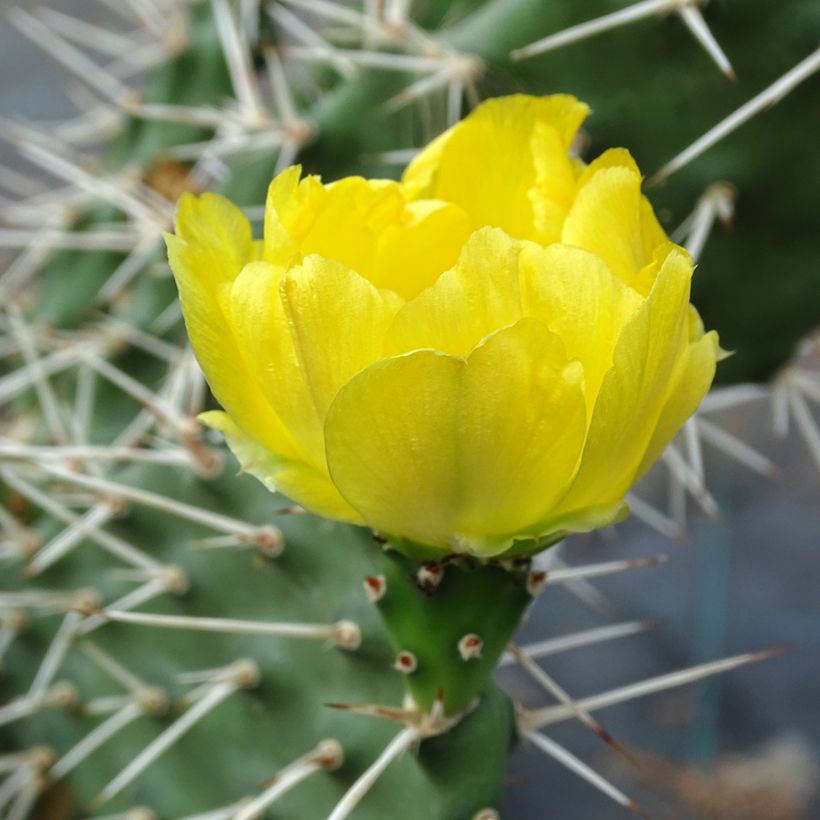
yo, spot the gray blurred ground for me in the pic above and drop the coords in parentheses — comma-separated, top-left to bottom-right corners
(1, 3, 818, 818)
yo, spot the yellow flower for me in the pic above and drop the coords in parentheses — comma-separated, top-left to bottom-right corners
(167, 94, 718, 558)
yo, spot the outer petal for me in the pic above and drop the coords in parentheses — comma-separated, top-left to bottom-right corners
(401, 95, 589, 242)
(280, 255, 404, 422)
(166, 193, 299, 460)
(228, 260, 323, 467)
(325, 319, 587, 555)
(562, 149, 670, 293)
(634, 329, 719, 480)
(519, 243, 642, 410)
(557, 248, 694, 510)
(385, 227, 523, 358)
(199, 411, 362, 524)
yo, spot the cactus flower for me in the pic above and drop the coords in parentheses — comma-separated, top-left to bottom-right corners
(167, 95, 718, 558)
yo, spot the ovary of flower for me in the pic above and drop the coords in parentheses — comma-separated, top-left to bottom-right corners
(166, 94, 718, 558)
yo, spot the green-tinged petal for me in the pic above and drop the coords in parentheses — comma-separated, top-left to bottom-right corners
(402, 94, 589, 242)
(562, 149, 669, 293)
(558, 248, 694, 510)
(634, 330, 719, 480)
(199, 411, 362, 524)
(280, 255, 404, 422)
(385, 227, 523, 357)
(325, 319, 587, 555)
(519, 243, 642, 410)
(498, 500, 629, 558)
(166, 193, 299, 460)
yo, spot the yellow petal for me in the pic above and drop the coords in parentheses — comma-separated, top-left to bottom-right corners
(558, 248, 694, 510)
(455, 320, 587, 553)
(280, 255, 404, 423)
(325, 319, 587, 556)
(530, 119, 585, 243)
(634, 329, 719, 480)
(266, 172, 405, 281)
(519, 243, 642, 409)
(402, 94, 589, 242)
(263, 165, 303, 267)
(385, 227, 524, 358)
(265, 170, 467, 298)
(562, 149, 670, 293)
(199, 411, 362, 523)
(166, 193, 299, 460)
(372, 199, 472, 298)
(228, 260, 323, 467)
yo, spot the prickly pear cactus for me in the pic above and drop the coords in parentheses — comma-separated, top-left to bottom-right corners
(1, 1, 817, 819)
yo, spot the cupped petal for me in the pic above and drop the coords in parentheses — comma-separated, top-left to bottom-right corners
(325, 318, 587, 556)
(228, 260, 322, 467)
(264, 169, 468, 299)
(199, 411, 363, 524)
(372, 199, 472, 298)
(280, 255, 404, 424)
(453, 320, 587, 554)
(562, 149, 670, 294)
(519, 243, 643, 410)
(634, 329, 719, 480)
(556, 247, 695, 511)
(385, 226, 524, 358)
(402, 94, 589, 242)
(265, 171, 405, 280)
(166, 193, 300, 460)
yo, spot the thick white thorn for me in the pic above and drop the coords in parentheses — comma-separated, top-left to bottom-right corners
(511, 0, 688, 61)
(676, 182, 736, 260)
(94, 662, 257, 807)
(7, 306, 70, 443)
(25, 502, 119, 577)
(99, 610, 362, 649)
(269, 4, 358, 79)
(788, 385, 820, 472)
(79, 639, 153, 693)
(35, 464, 282, 546)
(535, 553, 669, 587)
(211, 0, 264, 118)
(524, 730, 646, 817)
(524, 648, 783, 730)
(499, 620, 662, 666)
(0, 467, 163, 571)
(676, 3, 736, 81)
(27, 610, 84, 696)
(232, 739, 343, 820)
(51, 701, 144, 779)
(696, 416, 778, 477)
(8, 7, 133, 103)
(77, 573, 182, 636)
(326, 726, 420, 820)
(650, 45, 820, 185)
(0, 681, 77, 728)
(508, 644, 634, 765)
